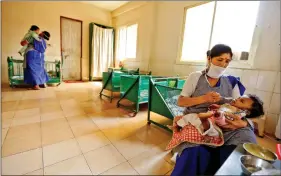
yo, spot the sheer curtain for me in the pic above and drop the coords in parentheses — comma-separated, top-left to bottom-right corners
(90, 24, 114, 79)
(115, 24, 138, 64)
(116, 27, 127, 61)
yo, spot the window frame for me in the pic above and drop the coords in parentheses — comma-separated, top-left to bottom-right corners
(115, 22, 139, 61)
(176, 1, 260, 69)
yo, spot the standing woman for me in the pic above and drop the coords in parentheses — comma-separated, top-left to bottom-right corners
(171, 44, 256, 176)
(24, 31, 50, 90)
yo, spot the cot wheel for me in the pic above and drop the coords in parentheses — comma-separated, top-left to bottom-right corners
(147, 121, 151, 125)
(258, 135, 264, 138)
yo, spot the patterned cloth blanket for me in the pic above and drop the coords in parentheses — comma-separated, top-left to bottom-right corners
(166, 116, 225, 150)
(165, 95, 185, 117)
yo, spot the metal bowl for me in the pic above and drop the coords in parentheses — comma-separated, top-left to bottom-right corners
(240, 155, 275, 175)
(243, 143, 278, 163)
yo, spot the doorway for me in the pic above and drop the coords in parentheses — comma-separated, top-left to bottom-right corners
(60, 16, 82, 81)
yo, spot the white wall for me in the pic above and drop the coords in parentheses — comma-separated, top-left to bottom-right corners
(112, 2, 157, 71)
(114, 1, 280, 135)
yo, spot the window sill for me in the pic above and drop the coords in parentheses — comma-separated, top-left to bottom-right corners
(122, 58, 139, 62)
(175, 60, 254, 69)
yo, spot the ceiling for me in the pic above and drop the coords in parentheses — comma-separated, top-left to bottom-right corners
(81, 1, 129, 11)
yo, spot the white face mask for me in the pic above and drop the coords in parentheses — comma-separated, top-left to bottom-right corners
(207, 63, 226, 78)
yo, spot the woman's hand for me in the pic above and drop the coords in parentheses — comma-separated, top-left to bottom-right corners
(204, 91, 221, 103)
(220, 112, 247, 130)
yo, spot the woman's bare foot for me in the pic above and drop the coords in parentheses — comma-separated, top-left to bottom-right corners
(33, 85, 40, 90)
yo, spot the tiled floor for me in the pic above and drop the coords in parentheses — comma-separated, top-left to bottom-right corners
(1, 82, 279, 175)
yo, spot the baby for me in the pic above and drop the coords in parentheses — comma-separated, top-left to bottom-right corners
(176, 94, 264, 137)
(18, 25, 41, 56)
(168, 94, 264, 163)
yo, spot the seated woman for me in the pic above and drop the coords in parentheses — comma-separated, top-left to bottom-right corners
(24, 31, 51, 90)
(166, 94, 264, 151)
(171, 44, 257, 176)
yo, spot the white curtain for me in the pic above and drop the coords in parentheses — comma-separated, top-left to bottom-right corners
(116, 27, 127, 61)
(115, 24, 138, 62)
(90, 24, 114, 78)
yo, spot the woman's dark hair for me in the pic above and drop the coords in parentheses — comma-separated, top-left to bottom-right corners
(246, 94, 264, 118)
(209, 44, 233, 58)
(30, 25, 40, 31)
(206, 50, 211, 57)
(42, 31, 50, 41)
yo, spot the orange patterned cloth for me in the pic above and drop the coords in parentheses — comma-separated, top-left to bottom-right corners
(166, 116, 224, 150)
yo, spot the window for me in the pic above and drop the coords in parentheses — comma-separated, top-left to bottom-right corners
(116, 24, 138, 60)
(180, 1, 260, 63)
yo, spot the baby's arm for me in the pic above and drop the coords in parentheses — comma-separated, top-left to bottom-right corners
(198, 111, 213, 120)
(31, 32, 41, 41)
(209, 104, 221, 110)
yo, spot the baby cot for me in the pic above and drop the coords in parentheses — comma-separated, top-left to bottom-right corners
(7, 56, 61, 88)
(147, 77, 186, 131)
(116, 72, 154, 115)
(99, 68, 140, 102)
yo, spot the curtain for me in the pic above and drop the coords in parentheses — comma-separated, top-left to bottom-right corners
(116, 27, 127, 61)
(90, 24, 114, 79)
(115, 24, 138, 62)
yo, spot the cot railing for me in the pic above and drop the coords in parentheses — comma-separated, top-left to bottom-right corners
(7, 56, 61, 87)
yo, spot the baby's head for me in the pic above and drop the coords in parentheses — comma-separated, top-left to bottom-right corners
(30, 25, 40, 34)
(230, 94, 264, 118)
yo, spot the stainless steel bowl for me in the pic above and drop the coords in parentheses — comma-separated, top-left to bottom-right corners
(243, 143, 278, 163)
(240, 155, 275, 175)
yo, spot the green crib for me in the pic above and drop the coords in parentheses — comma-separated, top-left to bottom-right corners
(7, 56, 61, 88)
(147, 77, 186, 132)
(116, 73, 153, 115)
(99, 68, 140, 102)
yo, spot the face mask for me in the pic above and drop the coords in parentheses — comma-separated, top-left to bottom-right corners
(207, 63, 226, 78)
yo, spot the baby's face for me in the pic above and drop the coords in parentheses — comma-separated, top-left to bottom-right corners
(230, 95, 253, 110)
